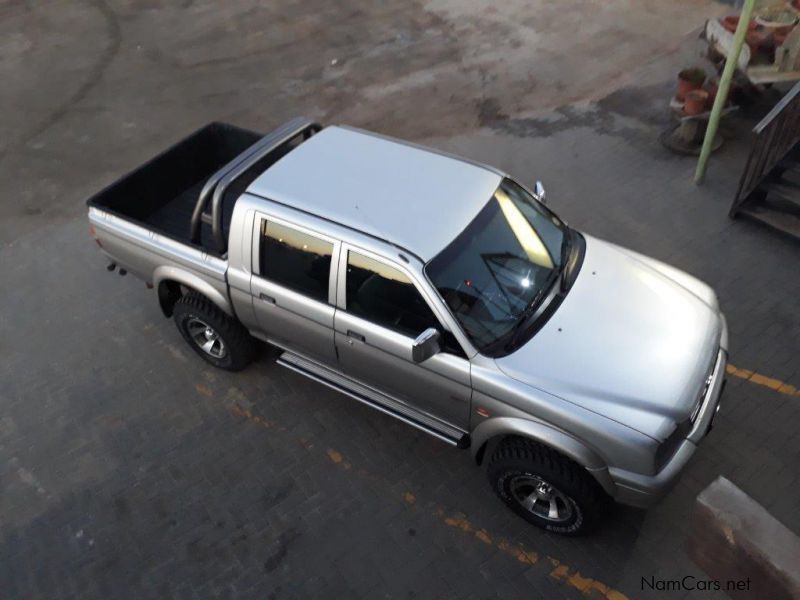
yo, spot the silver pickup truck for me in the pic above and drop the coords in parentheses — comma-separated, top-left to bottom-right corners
(88, 118, 728, 534)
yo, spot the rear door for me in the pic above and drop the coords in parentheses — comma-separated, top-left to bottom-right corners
(250, 213, 339, 365)
(333, 245, 472, 428)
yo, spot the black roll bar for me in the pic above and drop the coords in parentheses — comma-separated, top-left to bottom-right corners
(190, 117, 322, 253)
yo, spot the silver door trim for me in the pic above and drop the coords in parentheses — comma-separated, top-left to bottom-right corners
(277, 351, 469, 446)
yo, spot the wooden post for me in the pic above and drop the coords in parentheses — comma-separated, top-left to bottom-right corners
(695, 0, 756, 184)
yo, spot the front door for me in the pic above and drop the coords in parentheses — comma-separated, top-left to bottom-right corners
(334, 246, 472, 428)
(250, 215, 339, 365)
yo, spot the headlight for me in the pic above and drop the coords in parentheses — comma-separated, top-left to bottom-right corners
(655, 419, 693, 471)
(655, 356, 717, 471)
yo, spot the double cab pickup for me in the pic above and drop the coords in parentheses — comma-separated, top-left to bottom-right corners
(87, 118, 727, 534)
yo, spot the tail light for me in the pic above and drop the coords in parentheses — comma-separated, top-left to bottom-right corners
(89, 224, 103, 248)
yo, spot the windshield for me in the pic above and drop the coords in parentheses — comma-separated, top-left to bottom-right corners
(425, 178, 569, 353)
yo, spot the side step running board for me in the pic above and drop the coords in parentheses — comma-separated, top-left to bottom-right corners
(276, 352, 470, 448)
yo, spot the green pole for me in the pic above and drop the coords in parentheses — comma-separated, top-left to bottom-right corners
(695, 0, 757, 184)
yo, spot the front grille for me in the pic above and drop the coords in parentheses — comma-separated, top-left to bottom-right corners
(691, 353, 718, 423)
(657, 349, 721, 470)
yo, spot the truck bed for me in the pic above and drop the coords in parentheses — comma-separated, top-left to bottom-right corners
(145, 180, 210, 241)
(87, 122, 279, 254)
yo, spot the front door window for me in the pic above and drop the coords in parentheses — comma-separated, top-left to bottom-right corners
(345, 250, 464, 356)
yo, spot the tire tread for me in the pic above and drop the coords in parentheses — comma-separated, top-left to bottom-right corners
(174, 292, 254, 371)
(487, 436, 605, 534)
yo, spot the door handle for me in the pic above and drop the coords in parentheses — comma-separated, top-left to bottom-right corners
(346, 330, 366, 342)
(259, 293, 276, 304)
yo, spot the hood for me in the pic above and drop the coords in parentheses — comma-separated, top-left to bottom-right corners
(495, 235, 721, 441)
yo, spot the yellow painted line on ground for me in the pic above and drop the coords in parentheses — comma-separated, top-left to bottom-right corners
(420, 503, 627, 599)
(194, 383, 213, 397)
(549, 558, 628, 600)
(726, 364, 800, 397)
(223, 396, 630, 599)
(228, 403, 279, 428)
(326, 448, 352, 469)
(210, 361, 799, 600)
(432, 508, 538, 563)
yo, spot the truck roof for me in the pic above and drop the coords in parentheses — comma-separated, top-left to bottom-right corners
(246, 126, 503, 260)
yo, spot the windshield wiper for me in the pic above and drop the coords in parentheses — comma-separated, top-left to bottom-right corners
(504, 230, 572, 351)
(502, 270, 559, 348)
(559, 228, 574, 293)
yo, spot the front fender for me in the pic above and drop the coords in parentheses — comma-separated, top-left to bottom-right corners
(153, 265, 233, 317)
(471, 417, 617, 496)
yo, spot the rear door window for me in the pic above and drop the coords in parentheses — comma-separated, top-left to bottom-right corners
(259, 220, 333, 303)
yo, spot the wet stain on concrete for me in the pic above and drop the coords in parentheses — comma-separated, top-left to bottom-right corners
(113, 496, 129, 520)
(479, 99, 613, 137)
(263, 529, 300, 573)
(262, 479, 295, 509)
(478, 87, 666, 149)
(596, 81, 674, 126)
(186, 536, 225, 563)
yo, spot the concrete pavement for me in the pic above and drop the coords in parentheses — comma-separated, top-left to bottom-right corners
(3, 1, 799, 599)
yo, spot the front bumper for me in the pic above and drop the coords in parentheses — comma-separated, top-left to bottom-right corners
(609, 337, 728, 508)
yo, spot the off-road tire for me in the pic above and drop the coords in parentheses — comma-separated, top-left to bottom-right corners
(173, 292, 255, 371)
(487, 437, 606, 535)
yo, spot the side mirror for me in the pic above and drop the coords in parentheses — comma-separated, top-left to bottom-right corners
(534, 180, 546, 204)
(411, 327, 441, 363)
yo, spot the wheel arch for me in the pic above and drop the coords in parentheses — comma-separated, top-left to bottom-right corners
(471, 417, 616, 496)
(153, 266, 233, 318)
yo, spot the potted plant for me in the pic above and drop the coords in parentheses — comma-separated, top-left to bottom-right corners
(774, 29, 790, 47)
(754, 7, 797, 32)
(721, 15, 757, 33)
(677, 67, 706, 101)
(685, 89, 710, 116)
(746, 29, 768, 51)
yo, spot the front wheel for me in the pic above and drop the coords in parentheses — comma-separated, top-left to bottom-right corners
(173, 292, 255, 371)
(487, 437, 607, 535)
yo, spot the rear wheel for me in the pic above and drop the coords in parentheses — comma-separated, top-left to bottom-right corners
(173, 292, 255, 371)
(487, 437, 606, 535)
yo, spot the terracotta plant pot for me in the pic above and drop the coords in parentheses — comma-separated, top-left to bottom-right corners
(721, 15, 757, 34)
(677, 68, 706, 101)
(685, 89, 709, 116)
(774, 28, 791, 47)
(746, 30, 767, 51)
